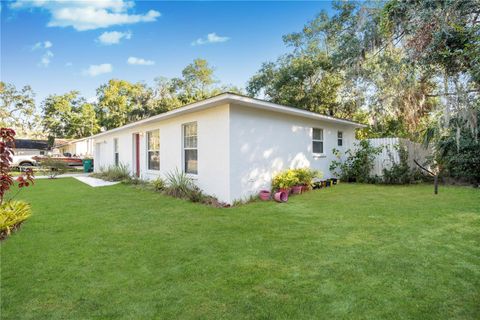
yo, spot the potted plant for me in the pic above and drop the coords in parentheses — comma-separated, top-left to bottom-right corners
(271, 170, 298, 194)
(259, 190, 271, 201)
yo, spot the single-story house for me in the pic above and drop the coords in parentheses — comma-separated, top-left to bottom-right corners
(13, 139, 49, 156)
(91, 93, 365, 204)
(54, 137, 94, 157)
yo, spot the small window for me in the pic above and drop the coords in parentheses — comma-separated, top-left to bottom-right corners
(183, 122, 197, 174)
(147, 130, 160, 170)
(114, 138, 119, 166)
(312, 128, 324, 154)
(337, 131, 343, 146)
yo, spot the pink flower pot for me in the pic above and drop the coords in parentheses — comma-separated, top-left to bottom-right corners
(292, 185, 303, 194)
(259, 190, 271, 201)
(274, 191, 288, 203)
(279, 187, 292, 195)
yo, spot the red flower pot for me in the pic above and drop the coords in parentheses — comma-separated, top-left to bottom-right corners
(292, 185, 302, 194)
(274, 191, 288, 203)
(279, 187, 292, 195)
(259, 190, 271, 201)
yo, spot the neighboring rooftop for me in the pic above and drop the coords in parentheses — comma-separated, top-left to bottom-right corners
(14, 139, 49, 150)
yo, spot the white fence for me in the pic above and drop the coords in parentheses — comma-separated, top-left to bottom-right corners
(367, 138, 431, 176)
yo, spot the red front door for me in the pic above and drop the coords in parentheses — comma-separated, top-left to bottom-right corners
(135, 133, 140, 177)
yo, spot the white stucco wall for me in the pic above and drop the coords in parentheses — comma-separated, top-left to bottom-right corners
(93, 104, 231, 202)
(228, 104, 356, 202)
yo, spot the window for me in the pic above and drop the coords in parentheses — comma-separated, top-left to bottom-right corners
(183, 122, 197, 174)
(147, 130, 160, 170)
(312, 128, 324, 154)
(337, 131, 343, 146)
(113, 138, 119, 166)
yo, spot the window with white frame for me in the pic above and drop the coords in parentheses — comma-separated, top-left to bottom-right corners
(337, 131, 343, 146)
(183, 122, 197, 174)
(147, 130, 160, 170)
(113, 138, 119, 166)
(312, 128, 324, 154)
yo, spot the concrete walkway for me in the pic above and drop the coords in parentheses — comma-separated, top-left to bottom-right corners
(35, 173, 89, 179)
(74, 176, 120, 187)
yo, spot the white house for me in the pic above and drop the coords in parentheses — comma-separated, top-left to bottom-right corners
(55, 137, 94, 157)
(92, 93, 365, 204)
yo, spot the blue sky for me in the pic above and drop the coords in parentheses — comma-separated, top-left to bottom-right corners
(1, 1, 332, 105)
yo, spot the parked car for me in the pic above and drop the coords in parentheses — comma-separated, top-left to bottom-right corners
(11, 155, 38, 167)
(33, 154, 84, 167)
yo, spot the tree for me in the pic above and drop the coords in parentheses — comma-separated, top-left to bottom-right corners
(42, 91, 100, 138)
(149, 59, 242, 111)
(247, 53, 347, 116)
(0, 82, 42, 138)
(95, 79, 149, 130)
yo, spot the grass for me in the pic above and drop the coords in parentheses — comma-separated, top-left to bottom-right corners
(1, 179, 479, 319)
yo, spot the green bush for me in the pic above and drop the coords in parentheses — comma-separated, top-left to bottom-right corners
(382, 145, 424, 184)
(330, 140, 382, 183)
(40, 156, 69, 179)
(291, 168, 322, 186)
(271, 168, 321, 190)
(91, 163, 131, 182)
(164, 168, 196, 198)
(187, 185, 205, 203)
(151, 177, 166, 191)
(0, 200, 31, 239)
(434, 113, 480, 184)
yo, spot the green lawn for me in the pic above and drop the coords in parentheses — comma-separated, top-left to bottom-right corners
(1, 179, 479, 319)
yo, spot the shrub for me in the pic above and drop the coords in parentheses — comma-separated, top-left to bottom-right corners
(292, 168, 322, 186)
(164, 168, 195, 198)
(0, 200, 31, 240)
(40, 156, 69, 179)
(91, 163, 131, 182)
(382, 144, 423, 184)
(271, 170, 299, 190)
(271, 168, 321, 190)
(329, 140, 382, 183)
(1, 128, 34, 205)
(187, 185, 205, 203)
(151, 177, 166, 191)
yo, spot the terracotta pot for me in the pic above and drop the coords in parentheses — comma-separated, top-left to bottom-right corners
(259, 190, 271, 201)
(279, 187, 292, 195)
(292, 185, 303, 194)
(274, 191, 288, 203)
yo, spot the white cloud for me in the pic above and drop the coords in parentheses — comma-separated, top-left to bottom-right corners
(32, 41, 53, 67)
(191, 33, 230, 46)
(82, 63, 113, 77)
(39, 50, 53, 67)
(127, 56, 155, 66)
(32, 41, 52, 50)
(65, 62, 73, 67)
(98, 31, 132, 45)
(10, 0, 160, 31)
